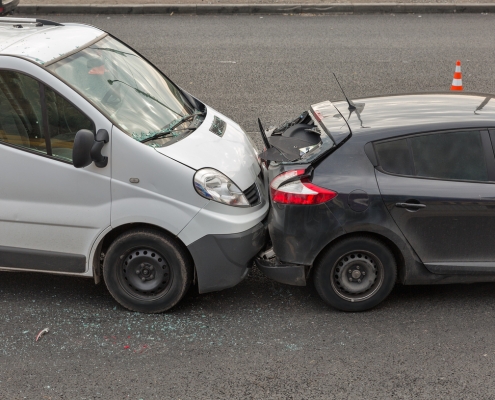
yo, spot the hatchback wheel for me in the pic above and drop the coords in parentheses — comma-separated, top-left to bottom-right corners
(314, 236, 396, 312)
(103, 228, 192, 313)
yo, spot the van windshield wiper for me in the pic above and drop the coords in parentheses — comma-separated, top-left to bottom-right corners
(140, 111, 205, 143)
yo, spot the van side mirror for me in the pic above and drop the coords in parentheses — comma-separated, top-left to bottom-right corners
(73, 129, 94, 168)
(73, 129, 109, 169)
(91, 129, 109, 168)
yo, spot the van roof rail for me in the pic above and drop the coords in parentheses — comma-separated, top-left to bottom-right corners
(0, 17, 63, 27)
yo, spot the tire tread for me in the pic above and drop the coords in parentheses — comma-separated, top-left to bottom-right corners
(103, 228, 193, 313)
(313, 235, 397, 312)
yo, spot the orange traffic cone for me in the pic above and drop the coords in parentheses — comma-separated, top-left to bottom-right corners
(451, 60, 463, 91)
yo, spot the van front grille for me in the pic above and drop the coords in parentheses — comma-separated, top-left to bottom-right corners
(244, 183, 260, 206)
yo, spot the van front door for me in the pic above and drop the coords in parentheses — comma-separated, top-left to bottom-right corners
(0, 69, 111, 274)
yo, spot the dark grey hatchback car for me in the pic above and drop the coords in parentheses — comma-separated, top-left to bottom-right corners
(255, 93, 495, 311)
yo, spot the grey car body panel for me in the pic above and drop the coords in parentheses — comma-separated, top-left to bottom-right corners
(267, 132, 422, 270)
(376, 169, 495, 263)
(263, 93, 495, 287)
(333, 93, 495, 140)
(425, 262, 495, 275)
(255, 257, 307, 286)
(188, 222, 266, 293)
(268, 201, 345, 266)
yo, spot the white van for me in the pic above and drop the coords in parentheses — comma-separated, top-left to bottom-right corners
(0, 17, 269, 312)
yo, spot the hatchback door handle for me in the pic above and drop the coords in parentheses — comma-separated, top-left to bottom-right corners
(395, 202, 426, 209)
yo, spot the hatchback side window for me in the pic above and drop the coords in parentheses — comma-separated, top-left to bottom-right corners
(410, 131, 488, 182)
(375, 130, 489, 182)
(0, 70, 46, 154)
(374, 139, 413, 176)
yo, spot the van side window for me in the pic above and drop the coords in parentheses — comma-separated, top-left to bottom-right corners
(45, 86, 94, 162)
(375, 130, 488, 182)
(0, 70, 95, 163)
(0, 70, 47, 154)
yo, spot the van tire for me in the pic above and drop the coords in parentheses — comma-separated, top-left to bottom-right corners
(313, 236, 396, 312)
(103, 228, 192, 313)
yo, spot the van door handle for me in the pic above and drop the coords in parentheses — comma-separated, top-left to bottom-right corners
(395, 202, 426, 209)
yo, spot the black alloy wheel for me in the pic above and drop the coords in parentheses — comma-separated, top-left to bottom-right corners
(103, 228, 192, 313)
(313, 236, 397, 312)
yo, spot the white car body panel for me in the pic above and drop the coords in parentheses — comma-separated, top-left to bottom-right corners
(156, 105, 261, 191)
(178, 191, 269, 246)
(0, 20, 269, 295)
(110, 125, 209, 241)
(0, 23, 104, 65)
(0, 56, 111, 274)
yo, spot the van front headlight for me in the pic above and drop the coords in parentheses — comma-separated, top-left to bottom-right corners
(194, 168, 250, 207)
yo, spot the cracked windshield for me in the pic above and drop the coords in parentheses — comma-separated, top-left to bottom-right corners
(47, 36, 198, 145)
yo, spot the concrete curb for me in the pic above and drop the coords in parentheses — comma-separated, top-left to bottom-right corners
(17, 3, 495, 14)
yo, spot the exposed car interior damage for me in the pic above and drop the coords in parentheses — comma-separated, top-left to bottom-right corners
(258, 111, 322, 162)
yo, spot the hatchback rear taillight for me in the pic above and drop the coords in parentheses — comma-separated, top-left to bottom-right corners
(270, 169, 337, 205)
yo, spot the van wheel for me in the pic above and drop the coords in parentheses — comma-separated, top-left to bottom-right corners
(313, 236, 396, 312)
(103, 228, 192, 313)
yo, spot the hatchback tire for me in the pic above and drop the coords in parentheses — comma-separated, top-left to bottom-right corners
(313, 236, 396, 312)
(103, 228, 193, 313)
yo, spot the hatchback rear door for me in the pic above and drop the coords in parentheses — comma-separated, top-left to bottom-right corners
(374, 129, 495, 273)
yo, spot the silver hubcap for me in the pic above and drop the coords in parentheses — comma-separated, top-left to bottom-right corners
(331, 250, 384, 302)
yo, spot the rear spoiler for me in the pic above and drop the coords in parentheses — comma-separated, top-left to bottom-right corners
(310, 100, 352, 146)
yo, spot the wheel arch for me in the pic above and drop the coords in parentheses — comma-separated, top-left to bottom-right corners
(312, 231, 407, 282)
(91, 222, 194, 284)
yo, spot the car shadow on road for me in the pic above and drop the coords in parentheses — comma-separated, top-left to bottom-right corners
(2, 267, 495, 315)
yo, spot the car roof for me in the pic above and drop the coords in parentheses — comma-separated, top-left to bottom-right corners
(0, 17, 104, 66)
(333, 93, 495, 140)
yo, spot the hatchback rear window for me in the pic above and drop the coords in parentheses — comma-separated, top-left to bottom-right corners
(375, 130, 489, 182)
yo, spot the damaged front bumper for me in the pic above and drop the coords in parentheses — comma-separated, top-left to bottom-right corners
(255, 247, 307, 286)
(188, 221, 267, 293)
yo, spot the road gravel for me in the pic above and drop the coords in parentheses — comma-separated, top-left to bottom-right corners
(2, 13, 495, 399)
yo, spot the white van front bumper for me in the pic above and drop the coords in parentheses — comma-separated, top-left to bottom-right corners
(187, 220, 267, 293)
(179, 169, 270, 293)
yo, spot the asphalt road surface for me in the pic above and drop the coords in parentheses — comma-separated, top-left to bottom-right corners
(2, 13, 495, 399)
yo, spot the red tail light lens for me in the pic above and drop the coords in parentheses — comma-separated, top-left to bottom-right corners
(270, 169, 337, 205)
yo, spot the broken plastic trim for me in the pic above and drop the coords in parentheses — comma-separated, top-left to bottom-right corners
(255, 255, 306, 286)
(258, 100, 351, 164)
(257, 118, 271, 150)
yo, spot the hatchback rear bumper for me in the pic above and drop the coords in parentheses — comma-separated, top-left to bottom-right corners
(255, 255, 307, 286)
(268, 202, 345, 266)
